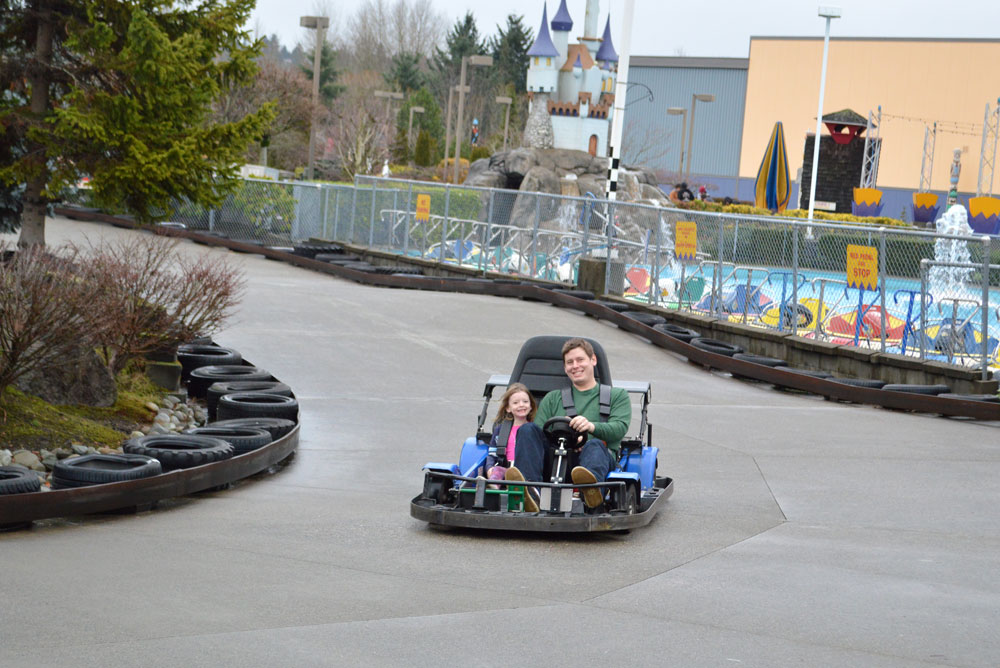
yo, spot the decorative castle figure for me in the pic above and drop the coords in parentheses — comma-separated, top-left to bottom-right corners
(524, 0, 618, 156)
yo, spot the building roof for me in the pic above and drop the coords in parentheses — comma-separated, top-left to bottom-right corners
(561, 44, 594, 71)
(596, 16, 618, 62)
(551, 0, 573, 32)
(528, 4, 561, 58)
(822, 109, 868, 126)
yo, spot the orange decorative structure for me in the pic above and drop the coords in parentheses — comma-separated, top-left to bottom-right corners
(852, 187, 883, 217)
(968, 196, 1000, 235)
(912, 192, 940, 225)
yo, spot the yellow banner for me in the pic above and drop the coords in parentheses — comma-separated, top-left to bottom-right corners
(415, 194, 431, 222)
(846, 244, 878, 290)
(675, 221, 697, 261)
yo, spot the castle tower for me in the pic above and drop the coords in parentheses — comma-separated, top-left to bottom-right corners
(595, 15, 618, 95)
(550, 0, 572, 58)
(582, 0, 601, 56)
(526, 3, 560, 97)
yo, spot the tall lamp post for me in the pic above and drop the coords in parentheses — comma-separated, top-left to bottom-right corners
(685, 93, 715, 181)
(374, 90, 404, 166)
(300, 15, 329, 180)
(496, 96, 513, 151)
(453, 54, 493, 184)
(667, 107, 687, 175)
(443, 85, 465, 175)
(407, 105, 425, 164)
(807, 6, 842, 224)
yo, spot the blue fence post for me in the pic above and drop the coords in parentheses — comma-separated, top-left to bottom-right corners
(441, 185, 450, 265)
(982, 235, 991, 380)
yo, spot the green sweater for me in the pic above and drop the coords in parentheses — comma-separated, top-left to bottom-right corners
(534, 384, 631, 455)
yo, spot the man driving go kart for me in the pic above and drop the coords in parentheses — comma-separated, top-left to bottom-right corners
(505, 338, 631, 511)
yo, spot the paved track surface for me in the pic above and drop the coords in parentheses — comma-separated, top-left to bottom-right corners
(3, 218, 1000, 667)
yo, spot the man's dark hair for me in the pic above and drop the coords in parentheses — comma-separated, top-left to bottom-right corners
(561, 337, 595, 360)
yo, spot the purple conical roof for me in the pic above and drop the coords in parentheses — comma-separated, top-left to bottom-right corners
(596, 16, 618, 62)
(551, 0, 573, 31)
(528, 3, 560, 58)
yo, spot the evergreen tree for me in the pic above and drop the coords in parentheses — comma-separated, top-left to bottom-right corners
(396, 87, 445, 163)
(0, 0, 274, 246)
(385, 52, 424, 94)
(427, 12, 487, 101)
(300, 41, 344, 105)
(414, 129, 433, 167)
(489, 14, 533, 94)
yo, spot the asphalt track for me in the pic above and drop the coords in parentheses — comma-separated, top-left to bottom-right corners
(3, 217, 1000, 668)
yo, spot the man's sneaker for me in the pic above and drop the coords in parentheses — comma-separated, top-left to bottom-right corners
(505, 466, 539, 512)
(571, 466, 603, 508)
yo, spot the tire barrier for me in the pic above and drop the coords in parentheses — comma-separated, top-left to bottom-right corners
(551, 288, 596, 300)
(0, 466, 42, 495)
(781, 367, 834, 379)
(292, 243, 344, 259)
(123, 434, 234, 472)
(210, 417, 297, 440)
(177, 345, 242, 382)
(831, 378, 887, 389)
(938, 393, 1000, 402)
(206, 381, 292, 421)
(188, 365, 273, 398)
(653, 323, 701, 343)
(51, 454, 162, 489)
(882, 384, 951, 395)
(184, 426, 273, 455)
(733, 353, 788, 367)
(690, 338, 745, 357)
(594, 300, 632, 313)
(216, 393, 299, 422)
(620, 311, 667, 326)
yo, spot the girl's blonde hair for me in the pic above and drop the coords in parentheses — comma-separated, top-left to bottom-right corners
(493, 382, 537, 424)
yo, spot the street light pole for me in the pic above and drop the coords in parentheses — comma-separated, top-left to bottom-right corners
(667, 107, 686, 175)
(685, 93, 714, 181)
(453, 54, 493, 184)
(496, 96, 513, 151)
(807, 6, 841, 223)
(300, 15, 329, 181)
(408, 105, 425, 163)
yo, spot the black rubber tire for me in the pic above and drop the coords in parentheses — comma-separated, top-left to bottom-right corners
(551, 288, 596, 300)
(209, 418, 296, 439)
(187, 365, 273, 398)
(378, 265, 422, 275)
(177, 345, 242, 382)
(690, 337, 744, 357)
(341, 262, 377, 272)
(122, 434, 234, 472)
(184, 426, 273, 454)
(51, 453, 162, 487)
(938, 393, 1000, 403)
(216, 393, 299, 422)
(316, 253, 361, 263)
(206, 381, 292, 421)
(594, 300, 631, 312)
(831, 378, 887, 389)
(733, 353, 788, 367)
(620, 311, 667, 326)
(653, 322, 700, 343)
(781, 367, 834, 379)
(293, 244, 343, 259)
(882, 383, 950, 395)
(0, 465, 41, 495)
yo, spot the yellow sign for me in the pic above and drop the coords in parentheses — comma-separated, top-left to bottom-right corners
(415, 194, 431, 222)
(675, 221, 697, 261)
(846, 244, 878, 290)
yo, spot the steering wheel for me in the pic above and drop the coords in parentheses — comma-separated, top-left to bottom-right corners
(542, 416, 585, 449)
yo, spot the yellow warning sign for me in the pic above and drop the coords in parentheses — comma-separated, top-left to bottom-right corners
(846, 244, 878, 290)
(675, 221, 697, 261)
(415, 194, 431, 222)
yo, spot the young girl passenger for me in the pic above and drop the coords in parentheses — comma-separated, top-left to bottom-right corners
(484, 383, 537, 482)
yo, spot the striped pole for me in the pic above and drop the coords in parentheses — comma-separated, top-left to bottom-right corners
(604, 0, 635, 202)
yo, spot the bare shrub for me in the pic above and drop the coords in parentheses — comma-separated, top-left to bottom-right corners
(77, 236, 245, 375)
(0, 245, 102, 400)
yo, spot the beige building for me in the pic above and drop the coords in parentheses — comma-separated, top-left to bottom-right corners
(740, 37, 1000, 194)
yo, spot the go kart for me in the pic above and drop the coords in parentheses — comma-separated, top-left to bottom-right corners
(410, 335, 674, 532)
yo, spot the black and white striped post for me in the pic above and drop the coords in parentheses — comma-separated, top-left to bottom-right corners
(602, 0, 635, 294)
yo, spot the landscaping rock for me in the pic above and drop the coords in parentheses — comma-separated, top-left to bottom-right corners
(14, 345, 116, 407)
(0, 450, 10, 466)
(145, 401, 159, 412)
(53, 447, 71, 459)
(71, 443, 89, 456)
(12, 450, 44, 472)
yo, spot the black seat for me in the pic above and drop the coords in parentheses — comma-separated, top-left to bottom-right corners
(507, 335, 613, 400)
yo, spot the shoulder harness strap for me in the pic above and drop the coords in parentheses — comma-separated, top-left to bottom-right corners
(561, 385, 612, 422)
(494, 419, 513, 464)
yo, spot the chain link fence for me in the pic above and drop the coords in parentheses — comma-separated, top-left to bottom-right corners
(162, 175, 1000, 373)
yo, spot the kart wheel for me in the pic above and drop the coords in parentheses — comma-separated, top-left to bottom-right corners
(624, 486, 637, 515)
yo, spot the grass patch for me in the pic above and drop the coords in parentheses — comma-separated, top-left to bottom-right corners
(0, 368, 166, 452)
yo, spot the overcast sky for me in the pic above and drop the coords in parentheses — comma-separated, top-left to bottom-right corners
(248, 0, 1000, 59)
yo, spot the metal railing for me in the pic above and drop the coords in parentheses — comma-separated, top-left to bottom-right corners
(163, 174, 1000, 373)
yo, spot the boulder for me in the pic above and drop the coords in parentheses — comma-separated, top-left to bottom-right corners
(520, 165, 560, 196)
(12, 450, 44, 472)
(464, 157, 506, 189)
(577, 174, 606, 197)
(503, 148, 538, 182)
(548, 149, 597, 174)
(641, 183, 669, 202)
(15, 346, 116, 407)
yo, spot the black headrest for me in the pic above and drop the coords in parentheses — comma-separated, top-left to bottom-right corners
(508, 336, 613, 398)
